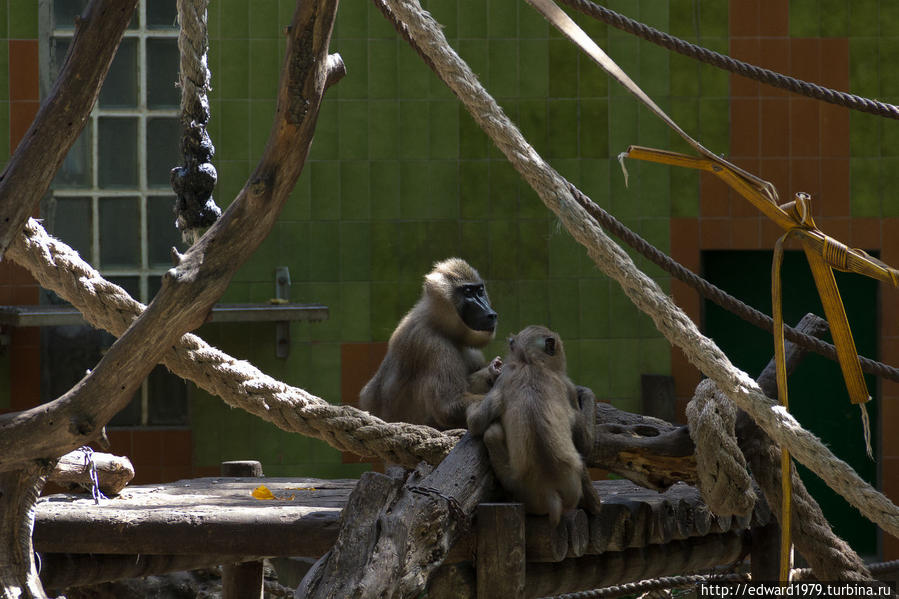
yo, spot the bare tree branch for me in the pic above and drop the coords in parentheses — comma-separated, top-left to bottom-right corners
(0, 0, 344, 471)
(0, 0, 138, 258)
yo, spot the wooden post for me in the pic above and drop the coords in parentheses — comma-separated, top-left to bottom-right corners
(476, 503, 525, 599)
(221, 460, 264, 599)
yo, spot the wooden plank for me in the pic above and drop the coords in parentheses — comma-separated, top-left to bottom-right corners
(476, 504, 525, 598)
(221, 461, 265, 599)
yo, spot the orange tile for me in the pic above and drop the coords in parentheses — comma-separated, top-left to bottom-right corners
(819, 159, 850, 217)
(161, 429, 192, 466)
(9, 345, 39, 410)
(760, 218, 786, 247)
(815, 218, 851, 250)
(0, 286, 12, 303)
(757, 38, 790, 98)
(790, 158, 820, 198)
(879, 404, 899, 458)
(341, 343, 370, 407)
(9, 40, 39, 102)
(9, 285, 38, 305)
(0, 261, 37, 286)
(671, 279, 700, 319)
(790, 38, 821, 83)
(731, 218, 761, 249)
(760, 98, 790, 157)
(700, 173, 733, 217)
(882, 338, 899, 400)
(881, 218, 899, 262)
(849, 218, 881, 251)
(820, 38, 849, 92)
(729, 0, 760, 37)
(759, 158, 790, 199)
(11, 325, 39, 348)
(730, 98, 760, 157)
(672, 347, 701, 398)
(675, 398, 689, 425)
(131, 467, 163, 485)
(10, 101, 38, 153)
(790, 98, 821, 157)
(730, 38, 761, 97)
(670, 218, 700, 270)
(104, 430, 133, 457)
(820, 105, 849, 158)
(885, 533, 899, 561)
(131, 430, 164, 468)
(700, 219, 731, 249)
(883, 456, 899, 507)
(758, 0, 789, 37)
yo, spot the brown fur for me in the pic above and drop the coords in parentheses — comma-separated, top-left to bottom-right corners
(467, 325, 601, 525)
(359, 258, 498, 430)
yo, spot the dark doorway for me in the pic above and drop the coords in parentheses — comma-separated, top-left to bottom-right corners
(702, 250, 879, 558)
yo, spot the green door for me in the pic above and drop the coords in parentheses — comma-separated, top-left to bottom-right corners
(702, 250, 879, 558)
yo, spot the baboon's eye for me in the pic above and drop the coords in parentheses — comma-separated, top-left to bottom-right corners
(544, 337, 556, 356)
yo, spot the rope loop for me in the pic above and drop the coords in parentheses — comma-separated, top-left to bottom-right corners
(686, 379, 756, 518)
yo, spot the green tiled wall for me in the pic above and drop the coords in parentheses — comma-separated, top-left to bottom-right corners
(194, 0, 710, 477)
(842, 1, 899, 217)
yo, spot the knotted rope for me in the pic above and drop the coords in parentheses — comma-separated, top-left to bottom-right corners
(380, 0, 899, 541)
(8, 218, 460, 469)
(686, 379, 755, 518)
(171, 0, 221, 245)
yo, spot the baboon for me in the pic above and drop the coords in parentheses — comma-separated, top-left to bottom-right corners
(359, 258, 500, 429)
(467, 325, 601, 525)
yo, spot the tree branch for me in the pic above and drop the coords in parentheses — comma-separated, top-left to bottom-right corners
(0, 0, 343, 471)
(0, 0, 138, 258)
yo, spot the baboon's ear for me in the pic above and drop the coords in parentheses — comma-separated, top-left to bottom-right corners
(544, 336, 556, 356)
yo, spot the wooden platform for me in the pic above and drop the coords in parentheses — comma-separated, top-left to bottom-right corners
(34, 476, 768, 561)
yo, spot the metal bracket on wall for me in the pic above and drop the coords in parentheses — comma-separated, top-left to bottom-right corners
(275, 266, 291, 358)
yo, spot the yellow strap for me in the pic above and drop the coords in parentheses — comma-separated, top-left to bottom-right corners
(773, 231, 794, 582)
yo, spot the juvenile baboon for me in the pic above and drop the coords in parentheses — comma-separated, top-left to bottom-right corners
(467, 325, 601, 525)
(359, 258, 500, 430)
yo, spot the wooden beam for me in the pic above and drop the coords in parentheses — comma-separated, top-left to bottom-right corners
(476, 504, 525, 599)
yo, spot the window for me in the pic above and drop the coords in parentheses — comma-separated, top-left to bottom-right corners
(40, 0, 189, 426)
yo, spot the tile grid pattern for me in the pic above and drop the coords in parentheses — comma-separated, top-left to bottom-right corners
(185, 0, 675, 477)
(0, 0, 39, 413)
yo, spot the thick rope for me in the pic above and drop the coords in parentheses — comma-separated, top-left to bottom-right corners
(540, 560, 899, 599)
(380, 0, 899, 540)
(7, 219, 460, 470)
(557, 0, 899, 120)
(686, 379, 755, 517)
(171, 0, 221, 245)
(567, 184, 899, 384)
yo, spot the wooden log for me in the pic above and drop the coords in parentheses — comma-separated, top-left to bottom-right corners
(524, 532, 746, 599)
(476, 504, 525, 599)
(221, 461, 264, 599)
(525, 515, 568, 562)
(588, 394, 697, 491)
(298, 434, 495, 599)
(587, 501, 631, 554)
(50, 450, 134, 495)
(39, 553, 261, 591)
(564, 510, 588, 558)
(643, 495, 675, 545)
(427, 563, 476, 599)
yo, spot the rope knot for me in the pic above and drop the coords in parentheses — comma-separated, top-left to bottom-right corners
(686, 379, 756, 517)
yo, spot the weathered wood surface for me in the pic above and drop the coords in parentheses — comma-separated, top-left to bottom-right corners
(34, 478, 768, 562)
(476, 504, 525, 599)
(50, 451, 134, 496)
(220, 460, 265, 599)
(34, 478, 353, 556)
(588, 394, 697, 491)
(298, 434, 495, 598)
(40, 554, 262, 591)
